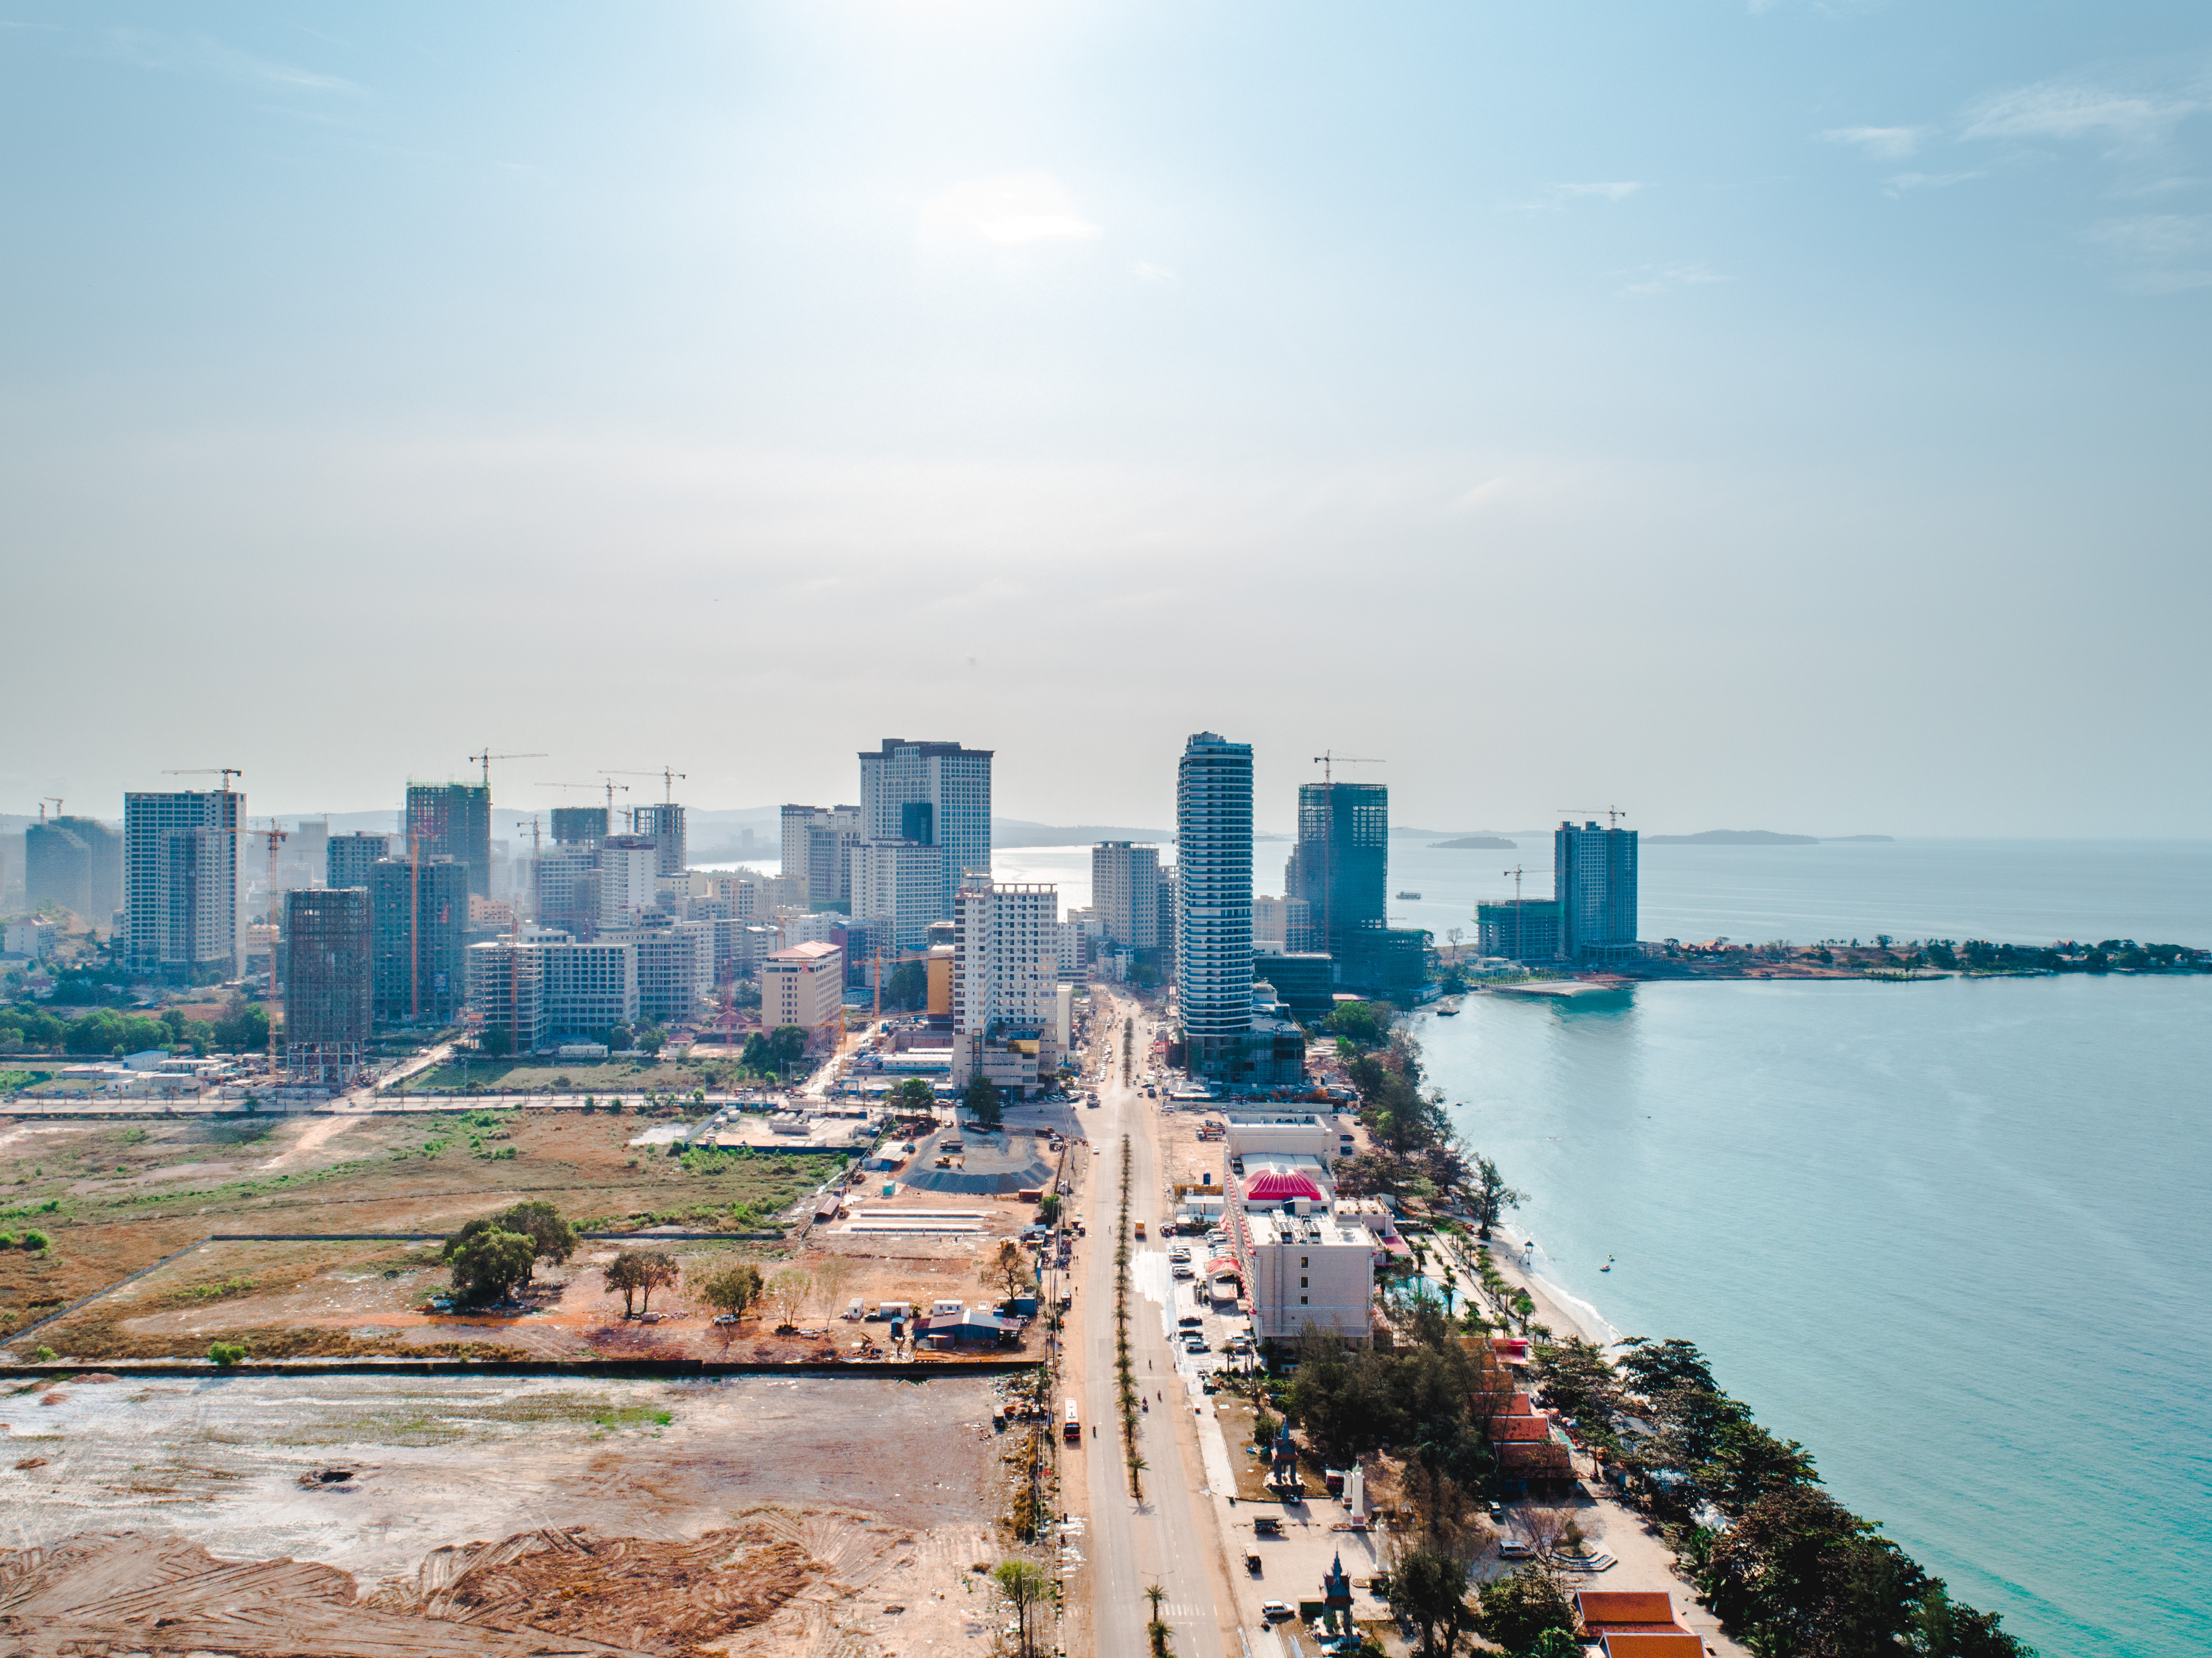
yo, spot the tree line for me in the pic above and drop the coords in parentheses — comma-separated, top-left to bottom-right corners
(0, 999, 271, 1058)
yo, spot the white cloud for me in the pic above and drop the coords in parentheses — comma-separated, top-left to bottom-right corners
(1621, 262, 1728, 296)
(1554, 181, 1645, 202)
(1823, 125, 1929, 161)
(107, 28, 360, 94)
(1962, 80, 2205, 149)
(2082, 214, 2212, 294)
(1883, 169, 1987, 197)
(920, 171, 1101, 246)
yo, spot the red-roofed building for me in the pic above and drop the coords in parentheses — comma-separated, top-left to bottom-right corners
(1500, 1391, 1538, 1417)
(1490, 1415, 1555, 1444)
(1598, 1632, 1706, 1658)
(1244, 1171, 1326, 1205)
(1494, 1440, 1575, 1494)
(1577, 1591, 1681, 1633)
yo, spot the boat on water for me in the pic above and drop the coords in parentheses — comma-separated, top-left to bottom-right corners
(1395, 890, 1423, 899)
(1435, 996, 1464, 1016)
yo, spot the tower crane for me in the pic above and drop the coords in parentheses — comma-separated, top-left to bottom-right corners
(1310, 752, 1382, 785)
(163, 768, 244, 789)
(1557, 806, 1630, 827)
(535, 780, 630, 818)
(468, 749, 547, 790)
(602, 767, 687, 804)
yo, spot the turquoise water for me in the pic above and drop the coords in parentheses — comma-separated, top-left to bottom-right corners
(1426, 975, 2212, 1656)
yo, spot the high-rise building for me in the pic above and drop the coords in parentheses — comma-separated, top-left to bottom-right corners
(467, 937, 548, 1054)
(549, 806, 608, 844)
(1476, 899, 1564, 962)
(327, 831, 391, 892)
(762, 941, 845, 1034)
(533, 842, 600, 936)
(632, 802, 688, 878)
(283, 887, 372, 1083)
(27, 816, 122, 927)
(1176, 732, 1253, 1080)
(1252, 894, 1317, 955)
(539, 938, 639, 1043)
(405, 783, 493, 898)
(1285, 782, 1388, 962)
(598, 916, 714, 1027)
(123, 788, 244, 974)
(276, 819, 328, 892)
(856, 738, 993, 922)
(952, 880, 1061, 1096)
(370, 857, 467, 1022)
(1555, 820, 1639, 960)
(1091, 842, 1160, 951)
(781, 803, 862, 908)
(850, 837, 945, 952)
(597, 834, 660, 928)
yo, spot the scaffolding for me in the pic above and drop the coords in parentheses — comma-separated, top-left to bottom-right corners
(282, 887, 372, 1085)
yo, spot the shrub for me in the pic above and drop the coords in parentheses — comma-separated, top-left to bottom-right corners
(208, 1341, 248, 1367)
(21, 1230, 50, 1252)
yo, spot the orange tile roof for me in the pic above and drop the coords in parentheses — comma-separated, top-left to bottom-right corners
(1599, 1632, 1705, 1658)
(1490, 1416, 1554, 1443)
(1578, 1591, 1678, 1628)
(1501, 1390, 1537, 1415)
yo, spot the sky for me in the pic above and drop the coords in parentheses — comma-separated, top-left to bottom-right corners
(3, 1, 2208, 837)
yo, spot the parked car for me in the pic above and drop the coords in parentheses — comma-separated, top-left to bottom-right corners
(1260, 1601, 1294, 1621)
(1178, 1315, 1204, 1328)
(1172, 1266, 1193, 1279)
(1498, 1540, 1536, 1561)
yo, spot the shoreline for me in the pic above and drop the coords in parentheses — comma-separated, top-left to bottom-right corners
(1480, 1220, 1621, 1349)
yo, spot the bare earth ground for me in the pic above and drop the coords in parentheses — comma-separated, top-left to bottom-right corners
(0, 1371, 1020, 1657)
(0, 1112, 850, 1357)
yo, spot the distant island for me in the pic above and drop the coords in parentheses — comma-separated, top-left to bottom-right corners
(1644, 830, 1898, 845)
(1430, 835, 1517, 849)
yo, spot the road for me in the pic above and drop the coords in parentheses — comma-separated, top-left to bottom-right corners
(1075, 989, 1233, 1658)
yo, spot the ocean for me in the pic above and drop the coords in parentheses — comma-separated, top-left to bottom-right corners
(1394, 838, 2212, 1657)
(987, 835, 2212, 1651)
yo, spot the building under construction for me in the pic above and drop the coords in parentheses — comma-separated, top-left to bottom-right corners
(284, 887, 372, 1084)
(405, 782, 493, 898)
(371, 857, 467, 1023)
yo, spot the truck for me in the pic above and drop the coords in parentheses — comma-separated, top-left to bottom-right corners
(1134, 1220, 1147, 1239)
(1064, 1399, 1081, 1443)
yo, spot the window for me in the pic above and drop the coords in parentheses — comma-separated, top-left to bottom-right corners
(1300, 1256, 1308, 1268)
(1300, 1295, 1308, 1305)
(1300, 1276, 1308, 1289)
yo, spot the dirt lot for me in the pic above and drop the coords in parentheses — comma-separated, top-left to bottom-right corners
(0, 1370, 1037, 1656)
(0, 1112, 848, 1357)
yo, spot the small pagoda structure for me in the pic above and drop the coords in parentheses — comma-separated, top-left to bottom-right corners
(1267, 1420, 1304, 1495)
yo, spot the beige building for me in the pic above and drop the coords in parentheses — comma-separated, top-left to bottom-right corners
(763, 939, 844, 1032)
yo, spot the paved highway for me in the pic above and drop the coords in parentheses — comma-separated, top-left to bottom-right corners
(1075, 991, 1232, 1658)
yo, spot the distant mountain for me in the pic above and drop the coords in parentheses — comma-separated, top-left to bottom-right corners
(992, 819, 1175, 849)
(1430, 835, 1517, 849)
(1646, 829, 1820, 845)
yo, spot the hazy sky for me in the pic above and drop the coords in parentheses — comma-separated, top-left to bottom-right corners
(5, 3, 2207, 836)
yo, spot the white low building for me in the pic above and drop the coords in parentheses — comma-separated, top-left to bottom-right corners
(763, 940, 844, 1032)
(1228, 1167, 1376, 1344)
(1224, 1111, 1347, 1161)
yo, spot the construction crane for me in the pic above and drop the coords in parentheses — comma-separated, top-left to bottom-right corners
(1311, 751, 1383, 785)
(468, 749, 547, 790)
(1500, 865, 1531, 962)
(162, 768, 244, 789)
(535, 780, 630, 818)
(39, 798, 61, 821)
(1558, 806, 1630, 827)
(602, 767, 687, 804)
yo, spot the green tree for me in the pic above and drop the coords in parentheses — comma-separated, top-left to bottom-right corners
(1471, 1156, 1524, 1239)
(210, 999, 273, 1053)
(991, 1559, 1051, 1658)
(701, 1262, 764, 1322)
(962, 1071, 1003, 1128)
(1328, 1000, 1388, 1046)
(637, 1024, 666, 1057)
(1704, 1484, 1935, 1658)
(605, 1253, 649, 1317)
(1387, 1541, 1469, 1658)
(883, 960, 928, 1010)
(1474, 1569, 1576, 1655)
(447, 1227, 538, 1305)
(208, 1341, 248, 1367)
(890, 1077, 938, 1116)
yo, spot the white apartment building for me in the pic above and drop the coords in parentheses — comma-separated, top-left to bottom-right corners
(468, 937, 548, 1053)
(122, 788, 243, 974)
(540, 939, 640, 1040)
(856, 738, 993, 923)
(599, 919, 714, 1027)
(952, 881, 1061, 1095)
(4, 917, 58, 959)
(1091, 841, 1160, 950)
(850, 838, 943, 952)
(762, 940, 844, 1032)
(1231, 1198, 1377, 1343)
(780, 803, 862, 908)
(597, 834, 661, 928)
